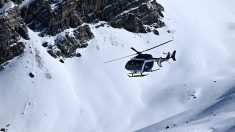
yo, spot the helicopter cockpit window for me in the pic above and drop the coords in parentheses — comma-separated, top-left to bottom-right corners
(126, 60, 144, 71)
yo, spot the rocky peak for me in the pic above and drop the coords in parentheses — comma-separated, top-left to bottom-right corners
(47, 25, 94, 59)
(19, 0, 165, 35)
(0, 0, 165, 66)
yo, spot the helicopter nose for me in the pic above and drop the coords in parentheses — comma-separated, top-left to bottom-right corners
(125, 62, 130, 70)
(125, 61, 132, 70)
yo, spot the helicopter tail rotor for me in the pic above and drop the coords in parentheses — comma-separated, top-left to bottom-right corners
(155, 50, 176, 67)
(171, 50, 176, 61)
(163, 50, 176, 61)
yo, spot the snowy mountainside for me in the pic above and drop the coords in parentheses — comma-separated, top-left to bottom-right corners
(0, 0, 165, 67)
(0, 23, 176, 132)
(0, 0, 235, 132)
(137, 0, 235, 131)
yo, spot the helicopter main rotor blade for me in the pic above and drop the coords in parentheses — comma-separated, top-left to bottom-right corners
(104, 40, 173, 63)
(104, 53, 137, 63)
(140, 40, 173, 53)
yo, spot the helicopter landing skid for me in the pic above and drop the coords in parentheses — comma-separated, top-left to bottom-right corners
(128, 73, 148, 77)
(146, 69, 160, 72)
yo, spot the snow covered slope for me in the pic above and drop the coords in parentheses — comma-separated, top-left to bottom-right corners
(0, 0, 235, 132)
(136, 0, 235, 131)
(0, 24, 175, 132)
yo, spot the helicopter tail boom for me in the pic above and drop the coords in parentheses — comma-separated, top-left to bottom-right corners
(153, 50, 176, 67)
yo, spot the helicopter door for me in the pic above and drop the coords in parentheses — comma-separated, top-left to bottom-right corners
(143, 61, 154, 72)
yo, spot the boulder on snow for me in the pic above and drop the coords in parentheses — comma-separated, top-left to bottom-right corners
(0, 128, 6, 132)
(153, 29, 159, 35)
(42, 42, 49, 47)
(29, 72, 35, 78)
(59, 59, 64, 63)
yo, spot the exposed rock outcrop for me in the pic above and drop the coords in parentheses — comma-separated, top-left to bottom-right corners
(0, 6, 29, 65)
(0, 0, 165, 65)
(11, 0, 24, 4)
(19, 0, 165, 35)
(47, 25, 94, 58)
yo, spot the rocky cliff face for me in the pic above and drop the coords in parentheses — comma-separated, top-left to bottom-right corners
(47, 25, 94, 59)
(0, 0, 165, 66)
(0, 5, 29, 65)
(21, 0, 164, 35)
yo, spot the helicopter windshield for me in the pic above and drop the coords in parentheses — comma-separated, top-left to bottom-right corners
(125, 60, 144, 71)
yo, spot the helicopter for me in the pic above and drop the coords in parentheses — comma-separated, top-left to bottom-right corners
(105, 40, 176, 77)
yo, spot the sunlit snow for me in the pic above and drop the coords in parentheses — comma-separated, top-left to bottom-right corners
(0, 0, 235, 132)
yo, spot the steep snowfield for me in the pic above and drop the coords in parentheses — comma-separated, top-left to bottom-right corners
(0, 24, 176, 132)
(0, 0, 235, 132)
(137, 0, 235, 131)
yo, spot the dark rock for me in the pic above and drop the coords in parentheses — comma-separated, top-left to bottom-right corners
(73, 25, 94, 47)
(12, 0, 24, 5)
(48, 25, 94, 58)
(0, 7, 28, 65)
(76, 53, 81, 57)
(146, 27, 151, 32)
(47, 48, 61, 58)
(0, 66, 4, 71)
(42, 42, 49, 47)
(59, 59, 64, 63)
(95, 23, 106, 28)
(153, 29, 159, 35)
(56, 33, 80, 57)
(21, 0, 79, 35)
(14, 26, 29, 40)
(0, 128, 6, 132)
(107, 0, 165, 33)
(0, 0, 4, 8)
(0, 0, 165, 65)
(29, 72, 35, 78)
(68, 12, 83, 28)
(19, 0, 165, 35)
(111, 13, 147, 33)
(10, 42, 25, 56)
(165, 126, 169, 129)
